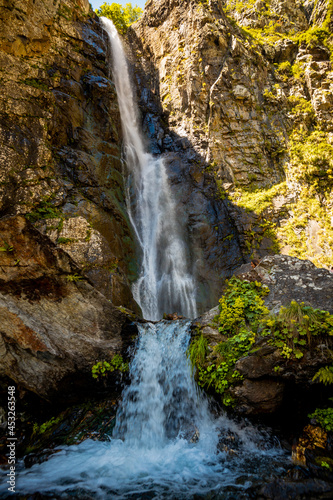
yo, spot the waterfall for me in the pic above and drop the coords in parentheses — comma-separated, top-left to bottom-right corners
(100, 17, 197, 321)
(3, 20, 286, 500)
(13, 320, 285, 499)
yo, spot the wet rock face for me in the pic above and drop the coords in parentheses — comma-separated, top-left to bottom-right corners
(0, 0, 138, 310)
(0, 216, 137, 401)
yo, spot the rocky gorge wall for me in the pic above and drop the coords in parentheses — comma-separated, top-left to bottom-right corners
(0, 0, 138, 310)
(0, 0, 332, 410)
(128, 0, 333, 270)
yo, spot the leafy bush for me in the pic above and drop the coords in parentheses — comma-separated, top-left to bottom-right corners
(95, 2, 143, 34)
(309, 407, 333, 432)
(313, 365, 333, 386)
(92, 354, 129, 379)
(218, 277, 269, 335)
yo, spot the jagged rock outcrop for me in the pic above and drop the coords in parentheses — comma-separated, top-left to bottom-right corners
(194, 255, 333, 416)
(0, 215, 137, 401)
(0, 0, 138, 310)
(129, 0, 289, 187)
(128, 0, 333, 270)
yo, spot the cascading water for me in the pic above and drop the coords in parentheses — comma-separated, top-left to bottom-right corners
(11, 321, 286, 499)
(100, 17, 197, 321)
(1, 19, 288, 499)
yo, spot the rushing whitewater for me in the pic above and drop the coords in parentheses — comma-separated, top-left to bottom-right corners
(101, 17, 197, 321)
(12, 321, 286, 498)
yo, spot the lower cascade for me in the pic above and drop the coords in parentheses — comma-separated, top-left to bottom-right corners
(13, 321, 286, 498)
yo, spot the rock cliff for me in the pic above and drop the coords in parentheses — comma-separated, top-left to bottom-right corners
(128, 0, 333, 269)
(0, 0, 138, 310)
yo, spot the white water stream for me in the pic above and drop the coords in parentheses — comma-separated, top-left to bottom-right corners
(101, 17, 197, 321)
(12, 321, 285, 498)
(0, 19, 287, 499)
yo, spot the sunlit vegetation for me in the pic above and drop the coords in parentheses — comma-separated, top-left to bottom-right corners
(95, 2, 143, 34)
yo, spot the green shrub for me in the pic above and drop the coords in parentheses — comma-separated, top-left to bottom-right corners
(95, 2, 142, 34)
(218, 277, 269, 335)
(92, 354, 129, 380)
(309, 407, 333, 432)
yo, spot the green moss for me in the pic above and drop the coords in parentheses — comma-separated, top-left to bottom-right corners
(230, 182, 287, 216)
(189, 276, 333, 405)
(33, 415, 62, 436)
(57, 237, 75, 245)
(188, 333, 208, 367)
(22, 78, 49, 91)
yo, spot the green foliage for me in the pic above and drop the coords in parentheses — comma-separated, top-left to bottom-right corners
(298, 27, 330, 48)
(33, 416, 62, 436)
(95, 2, 143, 34)
(291, 61, 305, 80)
(313, 365, 333, 386)
(287, 96, 315, 122)
(57, 237, 75, 245)
(22, 78, 49, 91)
(276, 61, 292, 80)
(309, 407, 333, 432)
(92, 354, 129, 380)
(26, 199, 62, 223)
(189, 274, 333, 404)
(66, 273, 84, 282)
(262, 301, 333, 358)
(231, 182, 287, 216)
(218, 277, 269, 335)
(289, 130, 333, 188)
(188, 334, 208, 367)
(0, 241, 14, 252)
(188, 278, 268, 402)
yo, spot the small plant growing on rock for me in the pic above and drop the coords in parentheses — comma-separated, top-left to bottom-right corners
(188, 334, 208, 367)
(309, 407, 333, 432)
(313, 365, 333, 386)
(66, 273, 84, 282)
(0, 241, 14, 252)
(92, 355, 129, 380)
